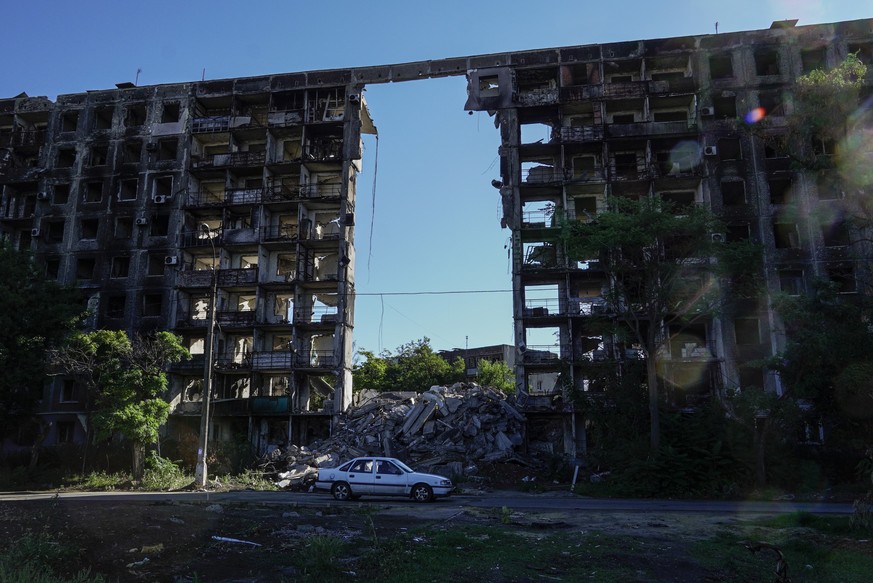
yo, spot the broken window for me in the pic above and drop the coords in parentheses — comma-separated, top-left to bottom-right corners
(524, 284, 559, 317)
(522, 242, 557, 269)
(56, 148, 76, 168)
(47, 220, 65, 243)
(611, 113, 635, 123)
(89, 144, 109, 166)
(110, 256, 130, 278)
(773, 222, 800, 249)
(768, 177, 792, 205)
(93, 107, 113, 130)
(479, 75, 500, 97)
(721, 180, 746, 206)
(713, 96, 737, 118)
(119, 178, 138, 201)
(660, 191, 696, 212)
(718, 138, 741, 161)
(754, 48, 781, 76)
(83, 181, 103, 203)
(80, 218, 99, 240)
(153, 175, 173, 199)
(612, 153, 638, 178)
(709, 53, 733, 79)
(61, 111, 79, 132)
(145, 253, 165, 276)
(56, 421, 74, 443)
(114, 217, 133, 238)
(521, 200, 557, 228)
(76, 257, 96, 280)
(60, 379, 78, 403)
(778, 269, 804, 295)
(106, 295, 126, 319)
(726, 224, 750, 242)
(44, 258, 60, 279)
(125, 104, 147, 127)
(801, 47, 826, 73)
(157, 138, 178, 162)
(759, 90, 785, 117)
(821, 220, 850, 247)
(277, 253, 295, 281)
(734, 317, 761, 345)
(52, 183, 70, 205)
(161, 102, 181, 123)
(574, 196, 597, 222)
(142, 293, 162, 317)
(149, 214, 170, 236)
(828, 265, 856, 293)
(123, 141, 141, 164)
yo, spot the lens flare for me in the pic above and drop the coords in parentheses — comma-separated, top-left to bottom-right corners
(745, 107, 766, 124)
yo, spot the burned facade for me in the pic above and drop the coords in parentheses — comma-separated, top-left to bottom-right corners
(2, 17, 872, 459)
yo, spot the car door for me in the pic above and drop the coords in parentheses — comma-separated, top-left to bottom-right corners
(346, 458, 375, 494)
(372, 459, 408, 495)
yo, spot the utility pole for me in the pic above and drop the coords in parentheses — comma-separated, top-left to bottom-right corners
(194, 224, 218, 488)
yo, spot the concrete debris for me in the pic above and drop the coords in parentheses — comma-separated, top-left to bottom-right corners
(261, 382, 535, 489)
(211, 535, 262, 547)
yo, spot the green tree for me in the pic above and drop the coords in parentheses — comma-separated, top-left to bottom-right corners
(0, 243, 83, 442)
(353, 338, 464, 393)
(53, 330, 189, 480)
(475, 358, 515, 393)
(562, 196, 761, 451)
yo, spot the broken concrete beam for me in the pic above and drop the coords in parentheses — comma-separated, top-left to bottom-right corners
(405, 401, 438, 436)
(400, 402, 428, 435)
(494, 431, 514, 451)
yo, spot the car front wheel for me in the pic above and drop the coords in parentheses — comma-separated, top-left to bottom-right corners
(411, 483, 433, 502)
(331, 481, 353, 501)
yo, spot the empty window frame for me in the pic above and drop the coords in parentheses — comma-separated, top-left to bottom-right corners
(52, 183, 70, 204)
(93, 107, 113, 130)
(773, 221, 800, 248)
(149, 214, 170, 236)
(44, 258, 60, 279)
(83, 181, 103, 203)
(778, 269, 804, 295)
(147, 253, 166, 276)
(821, 220, 850, 247)
(110, 256, 130, 278)
(709, 53, 733, 79)
(759, 90, 786, 116)
(76, 257, 96, 280)
(721, 180, 746, 206)
(816, 172, 842, 200)
(659, 190, 696, 212)
(142, 293, 163, 317)
(734, 317, 761, 345)
(105, 295, 126, 318)
(161, 102, 181, 123)
(123, 141, 142, 164)
(713, 96, 737, 118)
(89, 144, 109, 166)
(61, 111, 79, 132)
(754, 48, 781, 76)
(47, 220, 65, 243)
(157, 138, 178, 162)
(827, 265, 856, 293)
(726, 224, 750, 242)
(80, 218, 99, 240)
(718, 138, 742, 161)
(768, 177, 792, 205)
(118, 178, 138, 201)
(153, 176, 173, 198)
(125, 104, 147, 127)
(114, 216, 133, 238)
(60, 379, 78, 403)
(801, 47, 826, 73)
(56, 148, 76, 168)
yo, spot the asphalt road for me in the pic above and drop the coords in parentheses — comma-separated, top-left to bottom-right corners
(0, 489, 854, 515)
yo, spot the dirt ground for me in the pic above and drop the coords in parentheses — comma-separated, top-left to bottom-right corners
(0, 491, 757, 583)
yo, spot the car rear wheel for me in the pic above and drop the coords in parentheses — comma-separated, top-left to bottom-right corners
(331, 481, 353, 501)
(411, 483, 433, 502)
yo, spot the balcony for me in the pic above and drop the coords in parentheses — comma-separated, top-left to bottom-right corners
(295, 305, 339, 325)
(217, 311, 257, 327)
(250, 395, 292, 414)
(262, 224, 299, 242)
(303, 138, 343, 162)
(523, 298, 562, 317)
(250, 350, 293, 370)
(559, 126, 604, 143)
(521, 166, 567, 185)
(294, 350, 336, 368)
(0, 129, 46, 148)
(192, 151, 266, 170)
(607, 120, 696, 138)
(300, 183, 342, 199)
(225, 186, 265, 205)
(521, 346, 563, 364)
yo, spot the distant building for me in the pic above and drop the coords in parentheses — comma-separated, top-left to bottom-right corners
(439, 344, 515, 379)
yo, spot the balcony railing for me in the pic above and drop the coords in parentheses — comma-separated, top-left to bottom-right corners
(192, 116, 230, 133)
(294, 350, 336, 368)
(299, 183, 343, 199)
(303, 139, 343, 162)
(250, 350, 293, 370)
(0, 130, 46, 148)
(521, 346, 563, 363)
(295, 305, 339, 324)
(559, 126, 604, 143)
(521, 167, 567, 184)
(523, 298, 562, 316)
(262, 224, 299, 242)
(192, 151, 266, 169)
(216, 311, 257, 327)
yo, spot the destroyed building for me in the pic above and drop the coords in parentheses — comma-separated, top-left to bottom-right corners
(1, 17, 871, 460)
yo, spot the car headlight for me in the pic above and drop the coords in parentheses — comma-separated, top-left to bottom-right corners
(438, 479, 452, 486)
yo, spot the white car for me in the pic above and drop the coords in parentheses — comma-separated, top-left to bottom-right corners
(315, 457, 453, 502)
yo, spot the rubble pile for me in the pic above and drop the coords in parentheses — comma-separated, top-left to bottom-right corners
(263, 383, 531, 489)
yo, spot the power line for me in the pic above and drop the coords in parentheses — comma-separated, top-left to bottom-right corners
(354, 289, 513, 297)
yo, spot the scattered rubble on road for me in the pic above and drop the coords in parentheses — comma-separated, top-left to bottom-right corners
(261, 382, 541, 489)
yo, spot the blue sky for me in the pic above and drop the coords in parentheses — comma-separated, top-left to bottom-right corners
(2, 1, 870, 355)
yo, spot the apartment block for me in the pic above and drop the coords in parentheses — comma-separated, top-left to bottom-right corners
(2, 16, 871, 459)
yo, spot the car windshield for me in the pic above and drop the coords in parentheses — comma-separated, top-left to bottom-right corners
(392, 460, 414, 473)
